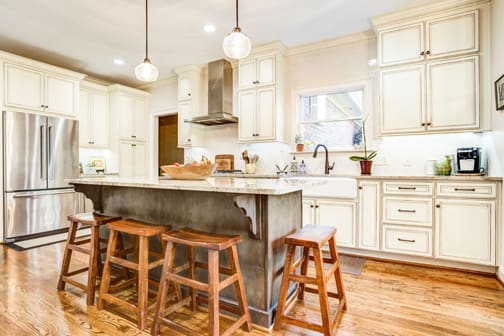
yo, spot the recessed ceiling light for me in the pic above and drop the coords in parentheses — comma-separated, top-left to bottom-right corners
(113, 59, 125, 65)
(203, 24, 216, 33)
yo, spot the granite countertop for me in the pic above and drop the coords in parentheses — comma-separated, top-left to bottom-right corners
(67, 176, 322, 195)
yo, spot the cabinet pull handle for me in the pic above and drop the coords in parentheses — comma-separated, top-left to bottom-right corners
(454, 188, 476, 192)
(398, 187, 416, 190)
(131, 144, 136, 147)
(398, 209, 416, 213)
(132, 135, 136, 138)
(398, 238, 416, 243)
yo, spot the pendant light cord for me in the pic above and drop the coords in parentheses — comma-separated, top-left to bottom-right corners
(235, 0, 239, 28)
(145, 0, 149, 60)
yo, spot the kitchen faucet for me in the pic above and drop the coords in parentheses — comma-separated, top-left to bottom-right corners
(313, 144, 335, 175)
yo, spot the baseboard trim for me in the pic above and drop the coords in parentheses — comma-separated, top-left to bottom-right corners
(497, 267, 504, 287)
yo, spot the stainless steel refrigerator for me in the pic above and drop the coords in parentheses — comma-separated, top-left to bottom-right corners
(3, 110, 82, 241)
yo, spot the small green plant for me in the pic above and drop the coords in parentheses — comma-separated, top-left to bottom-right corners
(349, 116, 377, 161)
(294, 134, 304, 144)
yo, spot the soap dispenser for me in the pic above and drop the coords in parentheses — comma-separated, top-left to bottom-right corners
(290, 156, 298, 175)
(299, 160, 307, 174)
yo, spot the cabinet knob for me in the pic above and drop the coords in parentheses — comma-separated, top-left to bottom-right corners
(188, 93, 191, 96)
(310, 205, 314, 208)
(46, 105, 49, 109)
(421, 122, 426, 126)
(358, 186, 363, 190)
(436, 204, 440, 208)
(187, 138, 191, 142)
(40, 104, 45, 108)
(420, 51, 425, 56)
(426, 50, 431, 55)
(88, 141, 92, 144)
(427, 122, 431, 126)
(132, 135, 136, 138)
(131, 144, 136, 147)
(315, 205, 319, 208)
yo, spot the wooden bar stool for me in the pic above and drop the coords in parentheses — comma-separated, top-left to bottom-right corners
(274, 224, 347, 336)
(151, 228, 252, 336)
(97, 219, 172, 331)
(57, 212, 122, 305)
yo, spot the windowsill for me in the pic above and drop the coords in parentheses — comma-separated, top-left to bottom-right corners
(289, 148, 378, 155)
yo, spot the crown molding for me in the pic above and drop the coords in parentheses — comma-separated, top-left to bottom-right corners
(136, 75, 178, 90)
(248, 41, 288, 57)
(173, 64, 202, 75)
(108, 83, 150, 96)
(371, 0, 490, 29)
(286, 31, 375, 57)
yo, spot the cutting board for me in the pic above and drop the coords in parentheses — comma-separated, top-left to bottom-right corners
(215, 154, 234, 171)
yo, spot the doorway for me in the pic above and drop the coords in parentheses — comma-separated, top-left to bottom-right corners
(158, 115, 184, 176)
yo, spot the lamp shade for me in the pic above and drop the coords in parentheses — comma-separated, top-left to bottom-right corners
(222, 29, 251, 59)
(135, 59, 159, 82)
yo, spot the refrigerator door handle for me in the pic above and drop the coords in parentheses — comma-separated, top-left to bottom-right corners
(40, 124, 45, 179)
(48, 125, 53, 180)
(12, 189, 76, 198)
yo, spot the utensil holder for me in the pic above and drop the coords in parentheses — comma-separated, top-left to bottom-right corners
(245, 163, 256, 174)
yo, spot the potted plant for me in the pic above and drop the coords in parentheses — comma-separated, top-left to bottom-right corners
(294, 134, 304, 152)
(349, 117, 377, 175)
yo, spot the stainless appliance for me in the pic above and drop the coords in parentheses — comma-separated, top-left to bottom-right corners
(188, 59, 238, 126)
(456, 147, 486, 174)
(3, 110, 82, 241)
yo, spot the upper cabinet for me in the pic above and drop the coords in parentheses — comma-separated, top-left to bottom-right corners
(373, 1, 491, 136)
(3, 58, 85, 117)
(378, 10, 478, 67)
(237, 44, 286, 143)
(78, 81, 109, 148)
(109, 85, 149, 142)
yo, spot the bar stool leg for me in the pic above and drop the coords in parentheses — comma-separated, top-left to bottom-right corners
(273, 244, 296, 331)
(207, 250, 220, 336)
(313, 247, 332, 336)
(138, 236, 150, 330)
(298, 246, 310, 300)
(188, 246, 197, 311)
(57, 221, 79, 291)
(329, 237, 347, 311)
(228, 245, 252, 332)
(86, 225, 100, 305)
(98, 229, 118, 310)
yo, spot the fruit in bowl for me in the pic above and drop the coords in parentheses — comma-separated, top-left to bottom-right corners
(161, 156, 215, 180)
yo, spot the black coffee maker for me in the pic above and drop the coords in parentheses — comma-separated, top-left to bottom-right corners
(456, 147, 485, 174)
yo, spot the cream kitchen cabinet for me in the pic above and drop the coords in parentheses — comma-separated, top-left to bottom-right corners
(238, 55, 275, 90)
(177, 100, 202, 147)
(78, 82, 109, 148)
(119, 142, 147, 177)
(435, 198, 495, 266)
(177, 67, 201, 101)
(378, 10, 478, 67)
(380, 56, 479, 135)
(358, 181, 380, 250)
(4, 62, 82, 117)
(109, 85, 148, 142)
(302, 198, 356, 248)
(238, 87, 275, 141)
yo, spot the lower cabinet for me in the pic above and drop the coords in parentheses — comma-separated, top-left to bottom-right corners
(119, 142, 147, 177)
(435, 199, 495, 265)
(358, 181, 380, 250)
(302, 198, 356, 248)
(382, 225, 432, 257)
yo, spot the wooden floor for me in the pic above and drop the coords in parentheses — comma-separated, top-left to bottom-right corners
(1, 242, 503, 336)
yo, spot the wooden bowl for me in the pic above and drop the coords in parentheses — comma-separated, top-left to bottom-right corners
(160, 164, 215, 180)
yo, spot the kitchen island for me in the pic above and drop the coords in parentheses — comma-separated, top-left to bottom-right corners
(68, 176, 311, 327)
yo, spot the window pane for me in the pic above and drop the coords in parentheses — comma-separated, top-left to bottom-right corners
(300, 89, 363, 121)
(301, 120, 362, 148)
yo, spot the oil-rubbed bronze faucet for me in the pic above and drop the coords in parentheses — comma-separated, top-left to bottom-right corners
(313, 144, 335, 175)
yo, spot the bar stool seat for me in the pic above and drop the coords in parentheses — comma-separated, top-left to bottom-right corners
(98, 219, 172, 331)
(274, 224, 347, 336)
(57, 212, 122, 306)
(151, 228, 252, 336)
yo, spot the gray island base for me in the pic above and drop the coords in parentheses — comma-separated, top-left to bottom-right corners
(68, 176, 308, 327)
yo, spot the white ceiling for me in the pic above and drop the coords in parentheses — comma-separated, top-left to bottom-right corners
(0, 0, 428, 86)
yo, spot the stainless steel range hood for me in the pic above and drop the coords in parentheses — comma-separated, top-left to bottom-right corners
(188, 59, 238, 126)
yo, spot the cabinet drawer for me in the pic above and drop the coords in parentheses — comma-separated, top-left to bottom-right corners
(383, 197, 432, 226)
(436, 183, 496, 198)
(382, 226, 432, 257)
(383, 181, 434, 196)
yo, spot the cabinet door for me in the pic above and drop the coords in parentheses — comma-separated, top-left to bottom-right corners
(358, 182, 380, 250)
(427, 56, 479, 131)
(78, 89, 91, 146)
(426, 10, 478, 59)
(317, 200, 356, 248)
(118, 95, 135, 140)
(90, 91, 109, 147)
(4, 63, 44, 111)
(380, 65, 425, 134)
(238, 90, 256, 141)
(119, 142, 134, 177)
(255, 87, 275, 140)
(133, 143, 147, 176)
(178, 101, 193, 147)
(238, 60, 256, 89)
(256, 55, 275, 87)
(178, 75, 192, 100)
(133, 97, 147, 141)
(302, 199, 315, 226)
(435, 199, 495, 265)
(46, 74, 77, 116)
(379, 22, 424, 66)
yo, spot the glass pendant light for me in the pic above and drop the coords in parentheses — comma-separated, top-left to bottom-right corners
(222, 0, 251, 59)
(135, 0, 158, 82)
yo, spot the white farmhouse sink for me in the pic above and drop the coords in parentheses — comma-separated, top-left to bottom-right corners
(283, 176, 358, 199)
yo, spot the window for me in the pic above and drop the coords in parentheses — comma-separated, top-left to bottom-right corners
(299, 88, 364, 149)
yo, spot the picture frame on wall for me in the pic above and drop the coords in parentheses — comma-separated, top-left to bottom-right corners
(496, 74, 504, 110)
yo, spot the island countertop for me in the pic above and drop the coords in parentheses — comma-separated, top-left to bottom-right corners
(67, 176, 317, 195)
